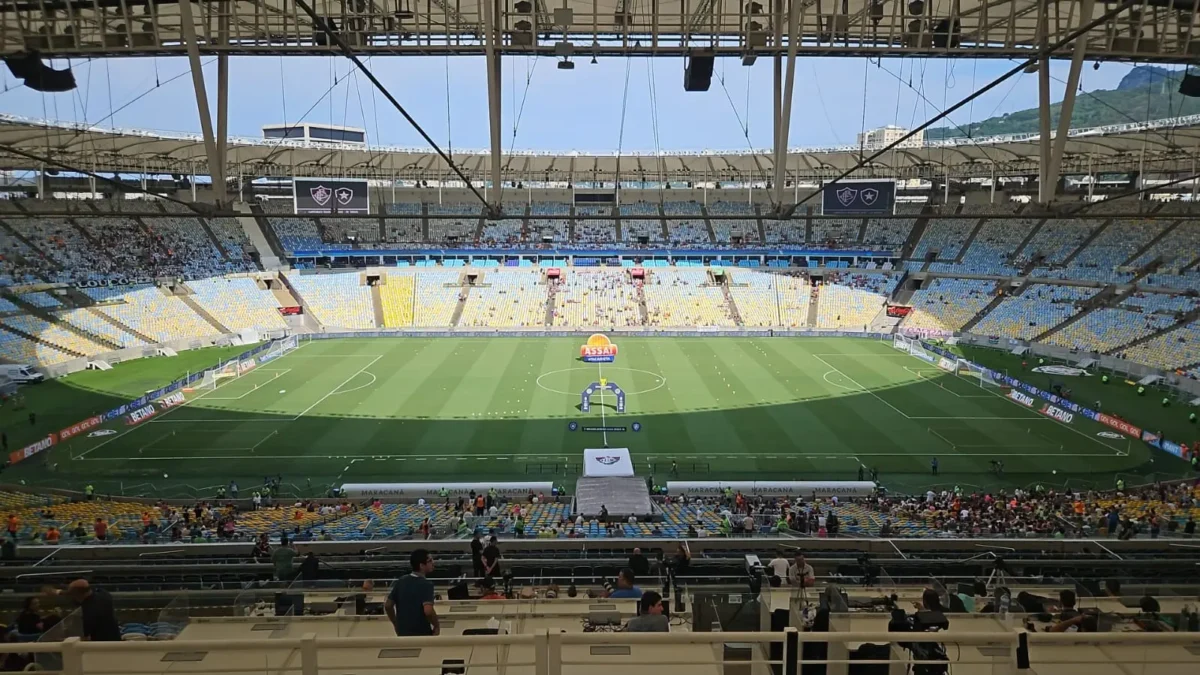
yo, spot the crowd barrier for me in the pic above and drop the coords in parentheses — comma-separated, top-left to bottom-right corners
(2, 629, 1197, 675)
(306, 330, 892, 339)
(10, 335, 298, 467)
(915, 339, 1191, 461)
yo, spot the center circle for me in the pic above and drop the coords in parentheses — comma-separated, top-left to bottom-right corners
(535, 366, 668, 397)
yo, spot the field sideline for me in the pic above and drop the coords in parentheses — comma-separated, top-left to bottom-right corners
(7, 336, 1183, 496)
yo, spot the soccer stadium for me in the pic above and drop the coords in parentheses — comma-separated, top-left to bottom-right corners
(1, 1, 1200, 672)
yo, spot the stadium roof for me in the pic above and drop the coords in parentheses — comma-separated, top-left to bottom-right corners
(1, 0, 1196, 63)
(4, 113, 1200, 183)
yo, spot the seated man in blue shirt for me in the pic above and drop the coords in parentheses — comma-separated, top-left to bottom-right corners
(606, 568, 643, 599)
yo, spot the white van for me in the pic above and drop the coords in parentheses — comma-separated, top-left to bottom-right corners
(0, 365, 45, 383)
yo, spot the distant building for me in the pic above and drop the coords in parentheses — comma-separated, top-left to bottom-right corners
(856, 125, 924, 151)
(262, 123, 366, 146)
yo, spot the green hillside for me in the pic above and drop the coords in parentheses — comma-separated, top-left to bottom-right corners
(927, 66, 1200, 140)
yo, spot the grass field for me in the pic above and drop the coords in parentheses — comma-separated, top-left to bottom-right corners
(6, 335, 1192, 497)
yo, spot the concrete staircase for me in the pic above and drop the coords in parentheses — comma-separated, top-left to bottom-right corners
(86, 307, 155, 344)
(755, 208, 767, 244)
(370, 285, 385, 328)
(0, 323, 85, 359)
(855, 219, 868, 244)
(636, 282, 649, 325)
(196, 217, 233, 261)
(953, 220, 986, 263)
(567, 207, 577, 242)
(614, 215, 623, 242)
(450, 285, 471, 327)
(701, 212, 718, 244)
(961, 282, 1017, 333)
(0, 219, 63, 274)
(3, 293, 121, 351)
(803, 214, 813, 243)
(1030, 285, 1118, 342)
(1060, 219, 1112, 266)
(237, 203, 287, 270)
(719, 284, 743, 326)
(1122, 220, 1181, 267)
(806, 286, 821, 327)
(175, 290, 231, 334)
(1010, 217, 1048, 262)
(899, 214, 930, 260)
(544, 282, 557, 326)
(1105, 307, 1200, 355)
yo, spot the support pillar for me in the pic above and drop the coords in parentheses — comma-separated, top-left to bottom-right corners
(178, 0, 227, 205)
(216, 6, 230, 206)
(482, 0, 503, 216)
(1036, 2, 1053, 204)
(1047, 0, 1094, 201)
(772, 0, 800, 210)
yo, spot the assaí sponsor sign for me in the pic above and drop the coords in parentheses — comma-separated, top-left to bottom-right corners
(1008, 390, 1035, 407)
(58, 415, 101, 441)
(126, 404, 158, 426)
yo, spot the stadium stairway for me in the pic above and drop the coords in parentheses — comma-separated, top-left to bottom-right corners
(0, 321, 89, 359)
(175, 289, 230, 333)
(899, 210, 931, 259)
(952, 219, 987, 263)
(1104, 305, 1200, 355)
(803, 213, 813, 242)
(636, 283, 649, 324)
(1010, 216, 1048, 261)
(1030, 284, 1118, 342)
(4, 292, 123, 351)
(370, 285, 385, 328)
(544, 282, 557, 326)
(720, 283, 744, 326)
(1060, 218, 1113, 266)
(755, 209, 767, 243)
(86, 306, 155, 344)
(614, 215, 623, 242)
(960, 281, 1013, 333)
(239, 203, 287, 269)
(196, 217, 233, 261)
(1128, 258, 1163, 286)
(806, 286, 820, 326)
(701, 210, 718, 243)
(855, 218, 869, 244)
(0, 218, 61, 275)
(1123, 220, 1182, 267)
(889, 272, 914, 304)
(450, 284, 471, 327)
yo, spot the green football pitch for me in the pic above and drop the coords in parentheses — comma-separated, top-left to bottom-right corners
(5, 337, 1192, 497)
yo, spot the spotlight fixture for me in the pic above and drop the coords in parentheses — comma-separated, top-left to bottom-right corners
(591, 54, 598, 64)
(558, 58, 575, 70)
(907, 0, 924, 15)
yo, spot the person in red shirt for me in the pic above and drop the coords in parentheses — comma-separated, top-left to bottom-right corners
(6, 514, 18, 539)
(94, 518, 108, 541)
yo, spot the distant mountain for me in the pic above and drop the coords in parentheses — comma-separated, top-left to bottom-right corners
(925, 65, 1198, 141)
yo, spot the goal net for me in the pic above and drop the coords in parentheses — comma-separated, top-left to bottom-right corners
(893, 334, 916, 352)
(957, 359, 1004, 390)
(189, 369, 219, 392)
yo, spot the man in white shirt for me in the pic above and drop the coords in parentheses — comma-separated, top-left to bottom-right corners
(767, 550, 791, 582)
(787, 553, 815, 587)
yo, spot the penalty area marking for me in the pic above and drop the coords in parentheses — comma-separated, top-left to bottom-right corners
(534, 366, 668, 397)
(903, 366, 994, 398)
(327, 370, 377, 396)
(204, 369, 293, 400)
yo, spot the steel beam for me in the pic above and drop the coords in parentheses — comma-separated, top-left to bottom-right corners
(178, 0, 226, 204)
(772, 0, 800, 210)
(1047, 0, 1094, 200)
(482, 0, 503, 215)
(1036, 2, 1053, 204)
(215, 4, 230, 206)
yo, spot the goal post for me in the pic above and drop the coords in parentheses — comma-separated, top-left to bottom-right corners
(892, 333, 915, 352)
(957, 358, 1003, 390)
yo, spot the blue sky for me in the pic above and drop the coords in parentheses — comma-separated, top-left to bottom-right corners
(1, 55, 1137, 153)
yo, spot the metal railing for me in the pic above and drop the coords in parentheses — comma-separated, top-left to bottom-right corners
(0, 629, 1197, 675)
